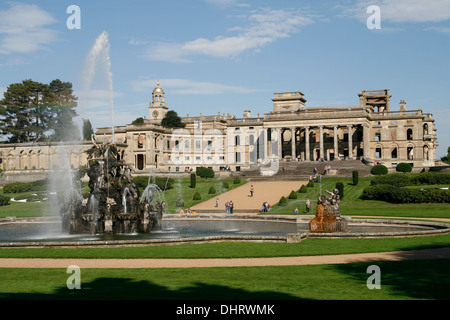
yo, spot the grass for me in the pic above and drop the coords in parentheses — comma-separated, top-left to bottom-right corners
(1, 259, 450, 300)
(0, 176, 246, 217)
(1, 174, 449, 300)
(268, 176, 450, 218)
(1, 234, 450, 259)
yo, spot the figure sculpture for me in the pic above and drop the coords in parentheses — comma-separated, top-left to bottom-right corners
(309, 188, 348, 233)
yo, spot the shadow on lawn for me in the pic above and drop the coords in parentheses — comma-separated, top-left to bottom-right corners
(0, 277, 302, 300)
(333, 255, 450, 300)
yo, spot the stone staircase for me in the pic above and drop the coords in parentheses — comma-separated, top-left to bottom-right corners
(237, 159, 372, 181)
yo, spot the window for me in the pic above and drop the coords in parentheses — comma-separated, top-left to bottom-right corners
(407, 129, 413, 140)
(423, 124, 429, 135)
(375, 132, 381, 142)
(375, 148, 382, 159)
(137, 135, 144, 148)
(391, 147, 398, 159)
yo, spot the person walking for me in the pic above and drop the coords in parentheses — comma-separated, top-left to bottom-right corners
(306, 199, 310, 214)
(229, 201, 234, 214)
(225, 201, 230, 214)
(215, 197, 219, 207)
(250, 185, 254, 197)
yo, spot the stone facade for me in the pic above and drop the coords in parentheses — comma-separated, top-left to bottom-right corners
(0, 84, 439, 179)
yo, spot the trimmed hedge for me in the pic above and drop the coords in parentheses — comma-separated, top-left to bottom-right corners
(335, 182, 344, 199)
(190, 173, 196, 188)
(362, 184, 450, 203)
(196, 167, 214, 179)
(370, 164, 388, 175)
(352, 170, 359, 185)
(208, 186, 216, 194)
(371, 172, 450, 187)
(133, 176, 173, 190)
(396, 162, 412, 173)
(0, 195, 10, 206)
(288, 190, 297, 199)
(299, 185, 308, 193)
(3, 182, 33, 194)
(278, 196, 288, 206)
(193, 192, 202, 200)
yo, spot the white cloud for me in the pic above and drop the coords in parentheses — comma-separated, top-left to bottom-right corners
(341, 0, 450, 23)
(131, 78, 260, 95)
(425, 26, 450, 35)
(0, 4, 58, 54)
(144, 8, 314, 62)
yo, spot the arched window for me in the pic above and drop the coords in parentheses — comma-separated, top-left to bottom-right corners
(407, 129, 413, 140)
(423, 124, 429, 135)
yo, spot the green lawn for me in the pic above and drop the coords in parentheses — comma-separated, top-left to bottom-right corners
(0, 176, 246, 217)
(1, 259, 450, 300)
(268, 176, 450, 218)
(1, 175, 450, 300)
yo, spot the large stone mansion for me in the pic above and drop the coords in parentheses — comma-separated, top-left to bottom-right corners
(0, 82, 439, 181)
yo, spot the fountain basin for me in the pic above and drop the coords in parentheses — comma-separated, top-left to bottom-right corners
(0, 215, 449, 247)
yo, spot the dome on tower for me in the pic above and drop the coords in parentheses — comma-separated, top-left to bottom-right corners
(153, 81, 164, 94)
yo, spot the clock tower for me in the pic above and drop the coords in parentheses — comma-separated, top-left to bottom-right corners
(149, 81, 168, 122)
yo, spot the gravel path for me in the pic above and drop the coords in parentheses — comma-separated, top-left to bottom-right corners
(1, 247, 450, 269)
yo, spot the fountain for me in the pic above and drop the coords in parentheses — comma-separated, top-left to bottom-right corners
(309, 188, 348, 233)
(60, 136, 165, 234)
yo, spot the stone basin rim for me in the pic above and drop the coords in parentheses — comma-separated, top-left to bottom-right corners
(0, 214, 449, 247)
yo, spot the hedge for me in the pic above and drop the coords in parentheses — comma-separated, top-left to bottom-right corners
(335, 182, 344, 199)
(278, 196, 288, 206)
(362, 184, 450, 203)
(3, 182, 33, 194)
(288, 191, 297, 199)
(190, 173, 196, 188)
(196, 167, 214, 179)
(370, 164, 388, 175)
(371, 172, 450, 187)
(193, 192, 202, 200)
(208, 186, 216, 194)
(396, 162, 412, 173)
(132, 176, 173, 190)
(299, 185, 308, 193)
(0, 195, 10, 206)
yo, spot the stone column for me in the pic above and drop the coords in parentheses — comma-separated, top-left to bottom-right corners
(266, 128, 272, 158)
(333, 126, 338, 160)
(348, 125, 353, 159)
(305, 127, 310, 161)
(363, 124, 370, 161)
(277, 128, 282, 160)
(291, 127, 296, 159)
(319, 126, 324, 160)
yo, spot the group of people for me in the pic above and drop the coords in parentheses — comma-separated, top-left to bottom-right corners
(259, 201, 271, 212)
(225, 200, 234, 214)
(294, 199, 310, 214)
(312, 165, 332, 178)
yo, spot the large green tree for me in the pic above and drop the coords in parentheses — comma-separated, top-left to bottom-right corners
(161, 110, 185, 128)
(0, 79, 79, 143)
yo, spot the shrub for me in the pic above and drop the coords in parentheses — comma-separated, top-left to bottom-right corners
(335, 182, 344, 199)
(3, 182, 33, 194)
(190, 173, 196, 188)
(299, 185, 308, 193)
(396, 162, 412, 173)
(352, 170, 359, 185)
(370, 164, 388, 175)
(0, 195, 10, 206)
(370, 173, 411, 187)
(307, 180, 314, 187)
(288, 190, 297, 199)
(196, 167, 214, 179)
(233, 177, 241, 184)
(362, 185, 450, 203)
(208, 186, 216, 194)
(193, 192, 202, 200)
(222, 182, 229, 189)
(278, 196, 288, 206)
(133, 176, 173, 190)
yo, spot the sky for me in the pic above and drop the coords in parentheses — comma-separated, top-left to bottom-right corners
(0, 0, 449, 157)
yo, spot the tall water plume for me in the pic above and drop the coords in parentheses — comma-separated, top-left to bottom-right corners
(81, 31, 115, 141)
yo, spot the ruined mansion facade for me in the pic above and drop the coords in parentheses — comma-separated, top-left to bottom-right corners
(0, 83, 439, 180)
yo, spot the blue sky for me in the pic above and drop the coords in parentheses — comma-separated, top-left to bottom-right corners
(0, 0, 449, 157)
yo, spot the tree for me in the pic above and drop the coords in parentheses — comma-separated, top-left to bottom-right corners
(0, 79, 78, 143)
(161, 110, 185, 128)
(190, 173, 196, 188)
(82, 119, 94, 141)
(131, 117, 145, 125)
(47, 79, 79, 141)
(0, 80, 49, 143)
(441, 147, 450, 164)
